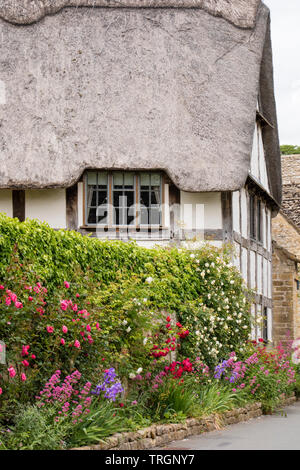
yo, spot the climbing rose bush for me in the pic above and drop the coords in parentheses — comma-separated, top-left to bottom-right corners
(0, 280, 104, 406)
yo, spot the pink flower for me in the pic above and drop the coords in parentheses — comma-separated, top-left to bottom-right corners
(15, 301, 23, 309)
(74, 340, 80, 349)
(60, 338, 65, 345)
(86, 324, 91, 332)
(28, 296, 33, 301)
(21, 345, 30, 356)
(31, 354, 36, 360)
(60, 300, 68, 311)
(22, 360, 29, 367)
(0, 387, 2, 395)
(0, 285, 4, 290)
(46, 326, 54, 333)
(8, 366, 16, 378)
(62, 325, 68, 334)
(96, 323, 100, 330)
(64, 281, 70, 288)
(76, 293, 80, 298)
(21, 373, 27, 382)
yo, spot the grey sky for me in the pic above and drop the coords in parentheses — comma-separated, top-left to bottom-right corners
(264, 0, 300, 145)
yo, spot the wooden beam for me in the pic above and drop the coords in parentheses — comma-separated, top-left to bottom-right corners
(66, 185, 78, 230)
(12, 190, 25, 222)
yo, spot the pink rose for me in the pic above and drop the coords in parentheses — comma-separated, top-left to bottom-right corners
(8, 366, 16, 378)
(60, 300, 68, 311)
(86, 324, 91, 332)
(31, 354, 36, 360)
(60, 338, 65, 346)
(21, 373, 27, 382)
(28, 296, 33, 301)
(62, 326, 68, 334)
(0, 387, 2, 395)
(64, 281, 70, 288)
(74, 340, 80, 349)
(22, 360, 29, 367)
(15, 301, 23, 309)
(22, 345, 30, 356)
(46, 326, 54, 333)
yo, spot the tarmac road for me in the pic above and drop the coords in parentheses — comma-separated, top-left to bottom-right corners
(158, 402, 300, 450)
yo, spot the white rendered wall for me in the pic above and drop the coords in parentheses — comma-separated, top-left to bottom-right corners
(180, 192, 222, 230)
(25, 189, 66, 229)
(232, 191, 240, 234)
(250, 122, 270, 192)
(0, 190, 13, 217)
(240, 188, 248, 238)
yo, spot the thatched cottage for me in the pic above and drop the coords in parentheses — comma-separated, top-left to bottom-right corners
(0, 1, 281, 340)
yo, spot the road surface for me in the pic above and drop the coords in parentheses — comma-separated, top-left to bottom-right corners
(158, 402, 300, 450)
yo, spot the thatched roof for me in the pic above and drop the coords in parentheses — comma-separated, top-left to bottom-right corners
(0, 1, 281, 204)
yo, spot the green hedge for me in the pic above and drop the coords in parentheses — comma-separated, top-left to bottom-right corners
(0, 213, 251, 368)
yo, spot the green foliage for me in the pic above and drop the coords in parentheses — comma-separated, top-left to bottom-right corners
(0, 214, 251, 373)
(1, 404, 70, 450)
(152, 379, 198, 421)
(68, 400, 128, 448)
(196, 382, 243, 416)
(280, 144, 300, 155)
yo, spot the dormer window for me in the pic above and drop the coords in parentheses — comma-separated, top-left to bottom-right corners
(84, 171, 162, 227)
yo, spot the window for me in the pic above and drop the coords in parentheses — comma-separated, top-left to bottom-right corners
(262, 307, 268, 342)
(249, 194, 263, 243)
(85, 171, 162, 227)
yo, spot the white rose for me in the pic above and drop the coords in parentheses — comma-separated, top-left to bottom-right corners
(136, 367, 143, 374)
(145, 277, 153, 284)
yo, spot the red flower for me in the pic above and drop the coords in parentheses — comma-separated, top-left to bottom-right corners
(119, 403, 124, 408)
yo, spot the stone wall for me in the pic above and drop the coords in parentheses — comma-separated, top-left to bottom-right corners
(281, 155, 300, 228)
(272, 242, 300, 345)
(72, 403, 262, 450)
(272, 212, 300, 259)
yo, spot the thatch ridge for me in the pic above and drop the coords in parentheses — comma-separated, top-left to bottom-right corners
(0, 0, 261, 28)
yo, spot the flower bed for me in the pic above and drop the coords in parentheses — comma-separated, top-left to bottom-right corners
(71, 402, 263, 450)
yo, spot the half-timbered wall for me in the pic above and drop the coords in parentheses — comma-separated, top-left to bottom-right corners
(232, 185, 273, 340)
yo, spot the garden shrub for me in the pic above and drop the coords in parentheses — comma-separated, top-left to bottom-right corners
(0, 214, 253, 423)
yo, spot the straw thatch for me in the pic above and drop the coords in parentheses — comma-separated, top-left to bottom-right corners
(0, 1, 281, 204)
(0, 1, 261, 28)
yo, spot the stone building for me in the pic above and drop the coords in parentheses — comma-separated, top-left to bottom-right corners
(272, 156, 300, 345)
(281, 154, 300, 228)
(0, 1, 281, 340)
(272, 212, 300, 345)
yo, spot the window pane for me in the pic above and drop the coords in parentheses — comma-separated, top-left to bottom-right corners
(98, 191, 107, 206)
(87, 186, 97, 207)
(113, 191, 124, 207)
(151, 189, 160, 205)
(140, 191, 150, 207)
(127, 208, 135, 225)
(98, 172, 108, 188)
(140, 207, 149, 225)
(149, 208, 161, 225)
(140, 173, 150, 187)
(151, 173, 161, 186)
(87, 172, 97, 185)
(87, 207, 96, 224)
(124, 173, 134, 188)
(113, 173, 123, 188)
(97, 208, 108, 225)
